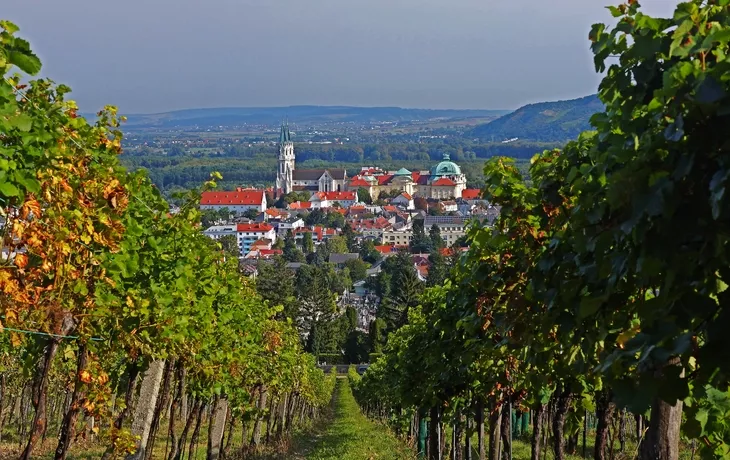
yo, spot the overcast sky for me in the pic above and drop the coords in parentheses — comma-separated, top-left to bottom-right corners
(5, 0, 677, 114)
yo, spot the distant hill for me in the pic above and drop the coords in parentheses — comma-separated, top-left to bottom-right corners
(469, 95, 603, 143)
(115, 106, 511, 130)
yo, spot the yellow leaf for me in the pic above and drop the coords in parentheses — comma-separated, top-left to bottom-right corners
(10, 332, 22, 347)
(14, 253, 28, 269)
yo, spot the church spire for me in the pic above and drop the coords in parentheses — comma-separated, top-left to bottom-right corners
(279, 119, 291, 144)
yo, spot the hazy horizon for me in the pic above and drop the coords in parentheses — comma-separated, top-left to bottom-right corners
(5, 0, 677, 114)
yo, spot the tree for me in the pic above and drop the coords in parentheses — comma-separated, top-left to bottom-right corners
(342, 223, 357, 252)
(344, 258, 369, 282)
(243, 208, 260, 220)
(325, 235, 348, 255)
(295, 264, 338, 334)
(426, 250, 448, 287)
(255, 257, 297, 319)
(344, 331, 370, 364)
(302, 231, 314, 254)
(368, 318, 388, 355)
(359, 239, 382, 265)
(410, 218, 432, 254)
(305, 209, 325, 226)
(218, 234, 240, 258)
(429, 224, 445, 250)
(282, 230, 305, 263)
(325, 211, 345, 229)
(357, 187, 373, 204)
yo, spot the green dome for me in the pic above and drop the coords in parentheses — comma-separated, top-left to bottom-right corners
(430, 153, 461, 176)
(394, 167, 411, 176)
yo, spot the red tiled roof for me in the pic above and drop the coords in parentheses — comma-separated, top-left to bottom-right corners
(415, 265, 429, 278)
(251, 238, 271, 249)
(382, 205, 398, 212)
(461, 189, 482, 200)
(412, 172, 421, 182)
(377, 175, 394, 185)
(237, 223, 274, 232)
(374, 244, 409, 254)
(259, 249, 283, 256)
(350, 217, 392, 231)
(432, 177, 457, 186)
(349, 177, 371, 187)
(265, 208, 288, 218)
(400, 192, 412, 200)
(200, 189, 264, 206)
(289, 201, 313, 210)
(416, 174, 430, 185)
(323, 191, 356, 201)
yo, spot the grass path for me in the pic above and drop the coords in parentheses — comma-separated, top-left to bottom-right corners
(288, 378, 415, 460)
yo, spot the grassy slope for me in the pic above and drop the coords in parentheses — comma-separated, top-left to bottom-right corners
(292, 379, 415, 460)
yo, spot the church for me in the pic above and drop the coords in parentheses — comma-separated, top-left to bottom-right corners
(275, 121, 467, 200)
(275, 123, 347, 196)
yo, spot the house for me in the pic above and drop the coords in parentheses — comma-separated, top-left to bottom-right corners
(200, 188, 267, 214)
(277, 217, 305, 236)
(438, 201, 458, 213)
(235, 223, 277, 255)
(349, 217, 393, 240)
(308, 192, 331, 209)
(203, 225, 238, 242)
(381, 227, 414, 246)
(263, 208, 290, 222)
(245, 248, 283, 260)
(461, 189, 482, 201)
(391, 192, 415, 210)
(293, 226, 338, 244)
(203, 223, 277, 256)
(374, 244, 409, 256)
(288, 201, 313, 211)
(323, 191, 357, 208)
(329, 253, 360, 267)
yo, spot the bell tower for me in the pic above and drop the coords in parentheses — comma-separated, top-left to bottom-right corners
(275, 120, 295, 196)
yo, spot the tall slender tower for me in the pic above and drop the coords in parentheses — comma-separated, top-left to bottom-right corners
(275, 121, 295, 195)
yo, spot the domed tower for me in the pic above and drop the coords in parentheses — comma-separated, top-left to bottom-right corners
(275, 121, 295, 195)
(428, 153, 467, 198)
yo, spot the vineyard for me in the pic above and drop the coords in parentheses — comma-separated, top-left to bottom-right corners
(350, 1, 730, 460)
(0, 21, 336, 459)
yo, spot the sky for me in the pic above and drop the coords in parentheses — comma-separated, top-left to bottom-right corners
(5, 0, 677, 114)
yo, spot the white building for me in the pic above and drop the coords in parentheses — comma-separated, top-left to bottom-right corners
(309, 191, 357, 208)
(381, 228, 414, 246)
(203, 223, 277, 255)
(391, 192, 415, 210)
(277, 217, 305, 236)
(200, 188, 267, 214)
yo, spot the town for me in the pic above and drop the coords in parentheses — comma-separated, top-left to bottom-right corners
(197, 122, 500, 337)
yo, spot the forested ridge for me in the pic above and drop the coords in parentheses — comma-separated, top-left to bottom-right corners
(351, 2, 730, 460)
(0, 22, 334, 459)
(468, 95, 603, 143)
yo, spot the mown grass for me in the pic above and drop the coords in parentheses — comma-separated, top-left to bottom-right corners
(292, 378, 416, 460)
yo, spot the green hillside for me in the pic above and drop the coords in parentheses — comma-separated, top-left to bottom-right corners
(469, 95, 602, 142)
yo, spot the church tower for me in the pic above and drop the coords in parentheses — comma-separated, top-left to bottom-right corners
(275, 121, 295, 196)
